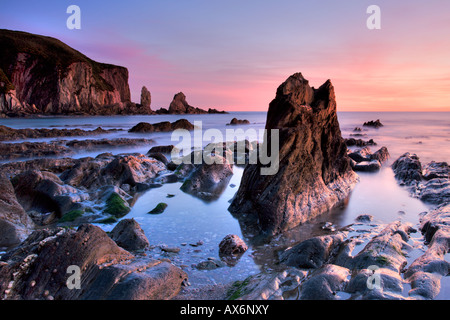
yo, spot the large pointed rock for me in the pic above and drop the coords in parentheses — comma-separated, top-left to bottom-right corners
(229, 73, 357, 235)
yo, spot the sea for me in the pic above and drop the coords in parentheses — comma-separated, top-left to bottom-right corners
(1, 111, 449, 298)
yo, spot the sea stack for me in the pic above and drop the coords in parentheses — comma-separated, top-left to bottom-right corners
(228, 73, 358, 235)
(140, 86, 151, 110)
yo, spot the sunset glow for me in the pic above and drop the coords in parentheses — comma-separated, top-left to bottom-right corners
(2, 0, 449, 111)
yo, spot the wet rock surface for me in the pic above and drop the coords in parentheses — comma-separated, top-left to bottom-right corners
(109, 218, 150, 251)
(229, 72, 358, 235)
(349, 146, 390, 172)
(179, 154, 234, 201)
(363, 119, 384, 128)
(392, 153, 450, 206)
(0, 224, 187, 300)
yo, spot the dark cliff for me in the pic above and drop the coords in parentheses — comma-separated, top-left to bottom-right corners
(0, 29, 150, 116)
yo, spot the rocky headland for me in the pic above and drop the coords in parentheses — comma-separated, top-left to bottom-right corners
(0, 29, 227, 117)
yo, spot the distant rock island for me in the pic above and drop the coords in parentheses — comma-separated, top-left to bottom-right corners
(155, 92, 227, 115)
(0, 29, 227, 117)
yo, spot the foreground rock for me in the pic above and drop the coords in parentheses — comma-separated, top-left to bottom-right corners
(109, 218, 150, 251)
(229, 73, 358, 235)
(229, 220, 419, 300)
(0, 224, 187, 300)
(218, 234, 248, 266)
(0, 153, 166, 226)
(392, 153, 450, 206)
(404, 203, 450, 299)
(179, 153, 233, 201)
(349, 146, 390, 172)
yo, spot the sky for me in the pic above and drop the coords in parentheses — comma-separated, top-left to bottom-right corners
(1, 0, 450, 112)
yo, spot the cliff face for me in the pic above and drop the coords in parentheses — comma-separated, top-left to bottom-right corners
(229, 73, 358, 235)
(0, 29, 148, 116)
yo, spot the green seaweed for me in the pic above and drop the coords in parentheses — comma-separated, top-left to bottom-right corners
(59, 209, 84, 223)
(148, 202, 168, 214)
(375, 255, 392, 266)
(103, 193, 130, 217)
(226, 276, 252, 300)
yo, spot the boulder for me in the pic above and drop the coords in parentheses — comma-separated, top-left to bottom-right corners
(229, 73, 358, 235)
(391, 153, 423, 185)
(298, 264, 350, 300)
(12, 170, 88, 218)
(353, 160, 382, 172)
(110, 218, 150, 251)
(101, 154, 165, 187)
(280, 234, 345, 269)
(0, 224, 187, 300)
(349, 146, 389, 172)
(180, 154, 233, 201)
(227, 118, 250, 125)
(392, 154, 450, 206)
(404, 204, 450, 299)
(348, 147, 372, 162)
(218, 234, 248, 266)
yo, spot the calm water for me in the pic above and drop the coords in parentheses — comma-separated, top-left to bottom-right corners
(1, 112, 449, 295)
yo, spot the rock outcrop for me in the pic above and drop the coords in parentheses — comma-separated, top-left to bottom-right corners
(179, 154, 234, 201)
(228, 73, 358, 235)
(363, 119, 384, 128)
(392, 153, 450, 206)
(0, 224, 187, 300)
(0, 29, 150, 116)
(227, 118, 250, 125)
(109, 218, 150, 251)
(349, 146, 390, 172)
(155, 92, 227, 115)
(140, 86, 151, 110)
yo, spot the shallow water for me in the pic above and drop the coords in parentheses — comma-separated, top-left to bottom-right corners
(1, 111, 450, 296)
